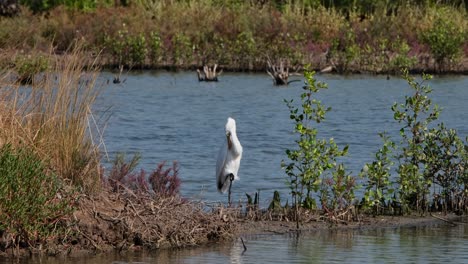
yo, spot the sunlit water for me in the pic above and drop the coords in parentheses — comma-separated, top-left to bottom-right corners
(3, 72, 468, 263)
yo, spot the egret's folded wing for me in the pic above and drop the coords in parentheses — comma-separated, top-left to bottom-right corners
(216, 142, 227, 192)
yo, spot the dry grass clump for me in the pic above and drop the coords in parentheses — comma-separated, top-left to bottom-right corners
(0, 45, 104, 191)
(72, 189, 237, 251)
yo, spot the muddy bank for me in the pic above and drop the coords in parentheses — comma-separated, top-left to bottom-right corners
(1, 188, 465, 259)
(237, 212, 466, 237)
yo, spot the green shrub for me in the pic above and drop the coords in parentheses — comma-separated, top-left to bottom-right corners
(149, 31, 162, 64)
(424, 123, 467, 213)
(128, 33, 148, 67)
(282, 67, 350, 226)
(422, 16, 465, 71)
(20, 0, 112, 12)
(329, 26, 360, 73)
(389, 69, 468, 214)
(392, 69, 440, 213)
(320, 164, 356, 221)
(14, 54, 49, 84)
(172, 33, 193, 65)
(360, 133, 396, 215)
(104, 28, 129, 66)
(389, 39, 417, 73)
(0, 144, 72, 245)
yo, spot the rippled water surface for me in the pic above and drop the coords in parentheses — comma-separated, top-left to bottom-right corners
(97, 71, 468, 206)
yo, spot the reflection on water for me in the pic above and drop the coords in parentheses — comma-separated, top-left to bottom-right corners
(173, 220, 468, 264)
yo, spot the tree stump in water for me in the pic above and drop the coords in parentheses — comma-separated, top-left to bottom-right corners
(113, 65, 126, 84)
(266, 60, 301, 85)
(197, 64, 222, 82)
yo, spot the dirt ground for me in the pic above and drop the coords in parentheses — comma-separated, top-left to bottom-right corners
(236, 212, 465, 236)
(69, 191, 467, 254)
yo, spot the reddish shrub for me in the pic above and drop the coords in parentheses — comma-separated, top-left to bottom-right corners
(148, 161, 181, 197)
(105, 154, 181, 197)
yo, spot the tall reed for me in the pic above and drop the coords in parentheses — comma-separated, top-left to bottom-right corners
(0, 45, 104, 191)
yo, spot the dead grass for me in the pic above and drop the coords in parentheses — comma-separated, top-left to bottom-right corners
(0, 44, 104, 191)
(69, 189, 237, 252)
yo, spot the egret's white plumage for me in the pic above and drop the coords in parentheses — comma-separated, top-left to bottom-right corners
(216, 117, 243, 194)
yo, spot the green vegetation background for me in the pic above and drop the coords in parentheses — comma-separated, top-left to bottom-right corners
(1, 0, 467, 73)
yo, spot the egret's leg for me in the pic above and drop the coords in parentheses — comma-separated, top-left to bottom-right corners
(227, 173, 234, 206)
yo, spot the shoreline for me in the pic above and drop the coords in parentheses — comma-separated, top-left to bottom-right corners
(100, 55, 468, 76)
(1, 199, 464, 259)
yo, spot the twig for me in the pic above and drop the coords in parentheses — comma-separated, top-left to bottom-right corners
(430, 213, 457, 227)
(126, 198, 147, 226)
(240, 237, 247, 253)
(75, 226, 101, 251)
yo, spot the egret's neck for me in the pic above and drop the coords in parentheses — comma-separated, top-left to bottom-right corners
(228, 131, 242, 156)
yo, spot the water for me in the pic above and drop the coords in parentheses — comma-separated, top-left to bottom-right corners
(5, 72, 468, 263)
(96, 71, 468, 207)
(7, 219, 468, 263)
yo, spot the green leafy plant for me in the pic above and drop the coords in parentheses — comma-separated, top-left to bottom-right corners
(360, 132, 396, 215)
(424, 123, 467, 213)
(14, 54, 49, 84)
(392, 69, 440, 213)
(422, 16, 465, 71)
(172, 33, 193, 66)
(107, 152, 141, 192)
(20, 0, 111, 12)
(320, 164, 356, 222)
(149, 31, 163, 65)
(0, 144, 72, 246)
(104, 28, 128, 66)
(128, 33, 148, 67)
(329, 26, 360, 73)
(232, 31, 257, 68)
(282, 67, 349, 227)
(389, 39, 417, 73)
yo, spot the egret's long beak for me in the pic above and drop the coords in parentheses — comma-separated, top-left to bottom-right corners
(226, 131, 232, 149)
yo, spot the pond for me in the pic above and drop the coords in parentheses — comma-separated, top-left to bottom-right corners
(5, 71, 468, 263)
(97, 71, 468, 207)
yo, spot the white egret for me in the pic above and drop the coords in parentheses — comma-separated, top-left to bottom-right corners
(216, 117, 243, 205)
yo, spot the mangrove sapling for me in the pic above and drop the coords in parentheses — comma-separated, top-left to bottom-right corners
(128, 33, 148, 67)
(149, 31, 163, 65)
(328, 26, 360, 73)
(282, 67, 349, 228)
(360, 133, 396, 215)
(423, 124, 468, 213)
(172, 33, 193, 66)
(422, 16, 465, 72)
(458, 140, 468, 213)
(392, 69, 440, 214)
(320, 164, 357, 223)
(13, 54, 49, 85)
